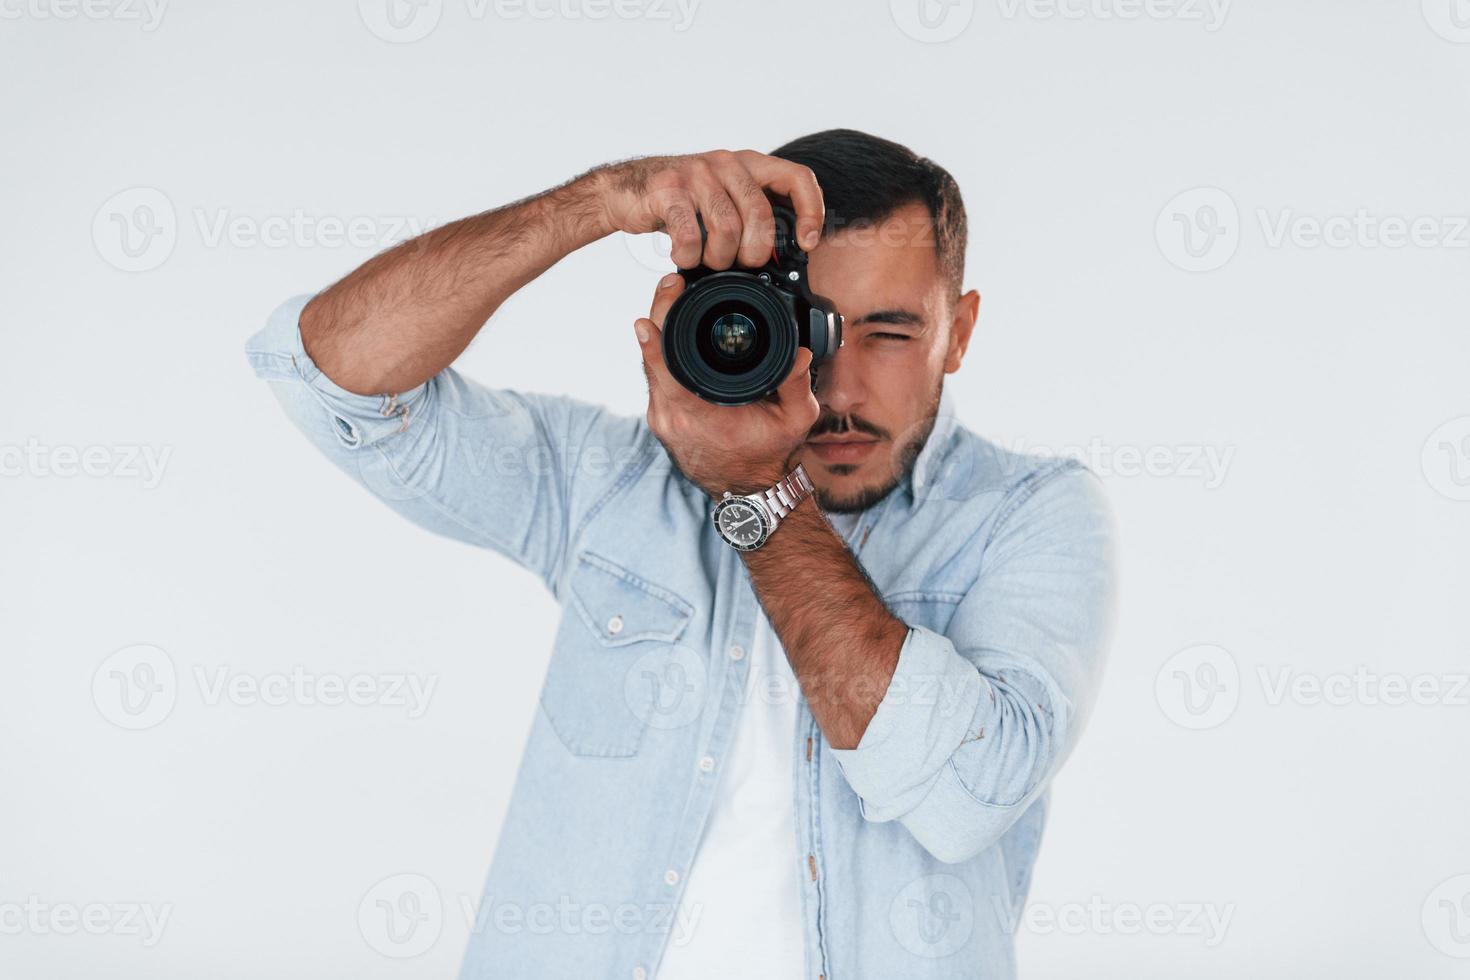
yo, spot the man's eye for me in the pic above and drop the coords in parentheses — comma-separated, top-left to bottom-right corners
(874, 333, 911, 341)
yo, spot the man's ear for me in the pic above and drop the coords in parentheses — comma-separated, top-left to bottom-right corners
(944, 289, 980, 374)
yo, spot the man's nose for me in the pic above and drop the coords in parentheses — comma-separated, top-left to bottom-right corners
(813, 340, 866, 416)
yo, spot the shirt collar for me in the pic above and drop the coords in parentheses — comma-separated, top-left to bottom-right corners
(906, 383, 960, 507)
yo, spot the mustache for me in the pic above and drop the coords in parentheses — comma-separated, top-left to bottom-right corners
(806, 415, 887, 440)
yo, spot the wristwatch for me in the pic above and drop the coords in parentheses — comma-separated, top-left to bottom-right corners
(711, 463, 815, 552)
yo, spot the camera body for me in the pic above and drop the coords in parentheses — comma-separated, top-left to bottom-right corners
(661, 206, 843, 406)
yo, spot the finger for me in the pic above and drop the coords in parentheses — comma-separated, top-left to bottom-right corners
(737, 152, 825, 251)
(691, 176, 742, 271)
(649, 272, 684, 328)
(649, 185, 703, 269)
(712, 155, 776, 267)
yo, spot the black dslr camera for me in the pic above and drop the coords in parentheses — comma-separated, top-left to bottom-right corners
(662, 205, 843, 406)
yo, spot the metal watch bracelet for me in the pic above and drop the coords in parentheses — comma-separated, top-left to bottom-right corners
(759, 463, 814, 521)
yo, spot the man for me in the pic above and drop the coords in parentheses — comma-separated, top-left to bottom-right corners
(245, 129, 1117, 979)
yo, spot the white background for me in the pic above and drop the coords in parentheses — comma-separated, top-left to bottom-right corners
(3, 1, 1469, 977)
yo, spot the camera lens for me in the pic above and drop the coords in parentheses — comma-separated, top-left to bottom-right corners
(662, 271, 797, 405)
(710, 313, 756, 359)
(694, 299, 772, 377)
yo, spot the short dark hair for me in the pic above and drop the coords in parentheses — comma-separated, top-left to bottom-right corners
(771, 128, 967, 294)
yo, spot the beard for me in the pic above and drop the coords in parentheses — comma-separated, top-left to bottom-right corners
(814, 376, 945, 515)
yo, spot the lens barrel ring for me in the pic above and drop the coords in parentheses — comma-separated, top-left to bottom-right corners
(663, 271, 798, 406)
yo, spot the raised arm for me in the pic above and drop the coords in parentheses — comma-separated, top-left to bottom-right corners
(298, 149, 826, 395)
(246, 149, 825, 597)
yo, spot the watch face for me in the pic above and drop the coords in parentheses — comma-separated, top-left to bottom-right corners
(714, 497, 770, 551)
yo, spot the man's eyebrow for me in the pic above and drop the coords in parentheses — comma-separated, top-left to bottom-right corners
(847, 309, 925, 327)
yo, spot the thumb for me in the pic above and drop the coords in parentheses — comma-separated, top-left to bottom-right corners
(778, 347, 817, 404)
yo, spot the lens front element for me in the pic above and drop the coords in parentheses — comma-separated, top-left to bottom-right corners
(710, 312, 757, 359)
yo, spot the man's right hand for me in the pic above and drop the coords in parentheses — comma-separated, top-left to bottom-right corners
(593, 150, 826, 271)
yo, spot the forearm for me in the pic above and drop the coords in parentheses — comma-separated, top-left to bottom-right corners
(299, 168, 615, 395)
(739, 500, 908, 749)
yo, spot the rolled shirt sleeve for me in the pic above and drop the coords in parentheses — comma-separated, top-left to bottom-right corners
(243, 293, 652, 600)
(829, 461, 1118, 864)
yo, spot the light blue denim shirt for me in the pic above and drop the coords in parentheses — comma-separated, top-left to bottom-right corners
(246, 293, 1118, 980)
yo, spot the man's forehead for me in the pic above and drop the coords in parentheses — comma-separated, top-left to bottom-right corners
(808, 204, 945, 318)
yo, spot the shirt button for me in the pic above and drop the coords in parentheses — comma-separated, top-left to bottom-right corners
(728, 644, 745, 661)
(607, 615, 624, 635)
(632, 968, 647, 980)
(664, 869, 680, 886)
(698, 755, 715, 773)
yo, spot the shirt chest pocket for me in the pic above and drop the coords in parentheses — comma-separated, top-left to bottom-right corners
(540, 551, 697, 758)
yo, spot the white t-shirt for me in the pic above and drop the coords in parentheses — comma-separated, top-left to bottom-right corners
(657, 509, 862, 980)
